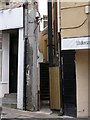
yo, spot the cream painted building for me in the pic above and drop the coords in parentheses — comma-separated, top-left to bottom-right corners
(61, 2, 90, 118)
(39, 1, 90, 118)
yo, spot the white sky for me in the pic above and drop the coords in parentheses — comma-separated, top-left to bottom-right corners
(38, 0, 47, 17)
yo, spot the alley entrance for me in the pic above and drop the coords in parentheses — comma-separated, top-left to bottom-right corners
(62, 50, 76, 117)
(9, 29, 18, 93)
(40, 63, 50, 109)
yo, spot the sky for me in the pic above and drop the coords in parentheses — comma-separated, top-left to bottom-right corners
(38, 0, 48, 31)
(38, 0, 47, 17)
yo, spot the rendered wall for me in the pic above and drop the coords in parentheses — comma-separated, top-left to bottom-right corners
(24, 4, 39, 111)
(76, 50, 89, 117)
(39, 32, 48, 62)
(61, 2, 89, 37)
(0, 83, 9, 98)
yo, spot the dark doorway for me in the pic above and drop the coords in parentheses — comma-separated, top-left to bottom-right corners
(62, 50, 76, 117)
(40, 63, 50, 108)
(9, 30, 18, 93)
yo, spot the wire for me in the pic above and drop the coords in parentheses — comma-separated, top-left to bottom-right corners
(61, 4, 89, 10)
(61, 18, 87, 30)
(33, 21, 40, 33)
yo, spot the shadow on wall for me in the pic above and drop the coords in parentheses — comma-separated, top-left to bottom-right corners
(0, 106, 2, 119)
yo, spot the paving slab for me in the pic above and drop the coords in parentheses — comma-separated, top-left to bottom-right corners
(1, 107, 89, 120)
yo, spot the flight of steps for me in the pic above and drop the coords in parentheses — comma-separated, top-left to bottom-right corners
(40, 63, 50, 101)
(2, 93, 17, 109)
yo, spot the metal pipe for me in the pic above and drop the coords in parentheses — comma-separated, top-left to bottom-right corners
(57, 0, 60, 33)
(54, 2, 57, 56)
(48, 1, 53, 67)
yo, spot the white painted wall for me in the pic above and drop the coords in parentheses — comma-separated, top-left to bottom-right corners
(17, 28, 24, 109)
(0, 83, 9, 98)
(2, 33, 9, 83)
(62, 37, 90, 50)
(76, 50, 89, 117)
(0, 32, 9, 97)
(0, 6, 24, 108)
(0, 7, 23, 30)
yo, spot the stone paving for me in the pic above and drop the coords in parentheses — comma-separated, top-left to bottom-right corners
(1, 107, 89, 120)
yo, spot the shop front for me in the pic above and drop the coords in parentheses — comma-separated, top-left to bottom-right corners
(62, 36, 90, 118)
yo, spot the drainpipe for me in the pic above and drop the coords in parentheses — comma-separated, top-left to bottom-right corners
(54, 1, 57, 57)
(57, 0, 64, 115)
(48, 0, 53, 67)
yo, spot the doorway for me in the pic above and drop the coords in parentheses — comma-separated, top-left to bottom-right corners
(9, 30, 18, 93)
(40, 63, 50, 109)
(62, 50, 77, 117)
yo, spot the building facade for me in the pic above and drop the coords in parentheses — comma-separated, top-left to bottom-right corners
(0, 0, 39, 111)
(61, 2, 90, 117)
(39, 1, 90, 118)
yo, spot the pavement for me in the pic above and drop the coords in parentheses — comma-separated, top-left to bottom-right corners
(0, 107, 89, 120)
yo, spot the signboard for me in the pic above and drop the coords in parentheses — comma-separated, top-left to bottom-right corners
(62, 36, 90, 50)
(0, 7, 23, 30)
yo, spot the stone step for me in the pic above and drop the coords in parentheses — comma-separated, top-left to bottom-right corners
(2, 98, 16, 104)
(2, 103, 17, 109)
(2, 93, 17, 109)
(4, 93, 17, 98)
